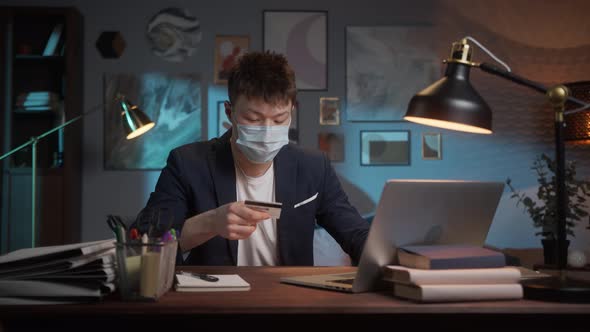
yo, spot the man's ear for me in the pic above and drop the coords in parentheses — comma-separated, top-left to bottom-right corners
(224, 101, 232, 121)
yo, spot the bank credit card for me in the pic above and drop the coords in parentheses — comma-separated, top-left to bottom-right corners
(244, 200, 282, 219)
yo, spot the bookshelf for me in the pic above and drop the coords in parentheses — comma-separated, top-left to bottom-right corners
(0, 7, 83, 253)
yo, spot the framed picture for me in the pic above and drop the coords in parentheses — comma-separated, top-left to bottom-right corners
(318, 133, 344, 162)
(217, 101, 231, 136)
(146, 8, 202, 63)
(289, 101, 299, 144)
(346, 26, 440, 121)
(422, 133, 442, 160)
(104, 72, 202, 170)
(214, 35, 249, 85)
(319, 97, 340, 125)
(263, 11, 327, 91)
(360, 130, 410, 166)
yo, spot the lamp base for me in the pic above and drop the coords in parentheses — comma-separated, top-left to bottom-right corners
(523, 276, 590, 303)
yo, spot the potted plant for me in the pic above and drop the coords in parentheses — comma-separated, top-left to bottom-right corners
(506, 153, 590, 265)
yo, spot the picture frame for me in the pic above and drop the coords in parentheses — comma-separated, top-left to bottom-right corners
(345, 26, 440, 122)
(360, 130, 410, 166)
(104, 72, 202, 170)
(214, 35, 249, 85)
(289, 101, 299, 144)
(318, 132, 344, 162)
(319, 97, 340, 126)
(263, 10, 328, 91)
(217, 101, 231, 136)
(422, 133, 442, 160)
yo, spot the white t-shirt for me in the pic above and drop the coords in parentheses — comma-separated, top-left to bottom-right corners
(236, 164, 279, 266)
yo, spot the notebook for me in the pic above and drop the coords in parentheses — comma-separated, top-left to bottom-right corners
(175, 273, 251, 292)
(280, 180, 504, 293)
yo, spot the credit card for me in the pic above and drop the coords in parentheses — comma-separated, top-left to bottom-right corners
(244, 200, 282, 219)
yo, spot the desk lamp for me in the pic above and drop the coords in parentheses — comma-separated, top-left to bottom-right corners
(404, 37, 590, 302)
(0, 94, 155, 247)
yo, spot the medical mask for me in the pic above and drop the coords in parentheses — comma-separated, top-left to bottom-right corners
(235, 121, 290, 164)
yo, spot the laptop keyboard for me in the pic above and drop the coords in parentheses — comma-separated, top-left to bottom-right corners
(329, 278, 355, 285)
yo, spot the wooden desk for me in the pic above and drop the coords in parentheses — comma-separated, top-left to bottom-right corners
(1, 266, 590, 331)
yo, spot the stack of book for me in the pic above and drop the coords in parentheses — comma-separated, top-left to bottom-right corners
(0, 240, 116, 305)
(15, 91, 61, 112)
(384, 244, 523, 302)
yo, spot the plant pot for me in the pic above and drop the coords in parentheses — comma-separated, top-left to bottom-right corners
(541, 238, 570, 266)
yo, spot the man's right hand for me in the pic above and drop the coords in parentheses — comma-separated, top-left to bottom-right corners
(211, 201, 271, 240)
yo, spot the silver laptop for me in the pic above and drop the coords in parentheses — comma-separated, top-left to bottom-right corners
(280, 179, 505, 293)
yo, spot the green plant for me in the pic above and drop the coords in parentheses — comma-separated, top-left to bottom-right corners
(506, 153, 590, 239)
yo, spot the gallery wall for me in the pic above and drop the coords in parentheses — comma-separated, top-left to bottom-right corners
(3, 0, 590, 257)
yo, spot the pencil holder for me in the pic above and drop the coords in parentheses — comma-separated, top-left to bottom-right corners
(115, 240, 177, 301)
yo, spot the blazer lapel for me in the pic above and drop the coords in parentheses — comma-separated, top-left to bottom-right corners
(274, 145, 297, 265)
(207, 130, 238, 265)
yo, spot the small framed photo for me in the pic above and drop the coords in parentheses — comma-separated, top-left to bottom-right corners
(289, 102, 299, 144)
(217, 101, 231, 136)
(319, 97, 340, 125)
(263, 11, 327, 91)
(214, 35, 249, 85)
(318, 133, 344, 162)
(361, 130, 410, 166)
(422, 133, 442, 160)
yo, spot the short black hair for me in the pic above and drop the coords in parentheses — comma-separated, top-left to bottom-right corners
(228, 51, 297, 106)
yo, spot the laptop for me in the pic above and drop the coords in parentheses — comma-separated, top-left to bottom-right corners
(280, 179, 505, 293)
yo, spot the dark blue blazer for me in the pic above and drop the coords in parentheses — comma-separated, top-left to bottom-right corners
(144, 130, 369, 266)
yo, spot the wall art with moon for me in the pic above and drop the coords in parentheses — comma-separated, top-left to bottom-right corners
(263, 11, 327, 91)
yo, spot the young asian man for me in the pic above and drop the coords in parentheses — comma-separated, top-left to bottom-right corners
(142, 51, 369, 266)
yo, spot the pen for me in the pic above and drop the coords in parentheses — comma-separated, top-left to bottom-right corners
(180, 271, 219, 282)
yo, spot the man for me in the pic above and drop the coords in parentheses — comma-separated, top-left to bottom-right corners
(143, 51, 369, 266)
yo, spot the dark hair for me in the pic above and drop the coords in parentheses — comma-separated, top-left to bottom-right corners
(228, 51, 296, 106)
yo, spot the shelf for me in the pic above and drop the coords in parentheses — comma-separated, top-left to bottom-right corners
(2, 6, 83, 251)
(13, 109, 56, 116)
(15, 54, 64, 61)
(4, 167, 64, 176)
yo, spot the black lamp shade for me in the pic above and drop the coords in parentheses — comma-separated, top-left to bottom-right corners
(405, 62, 493, 134)
(119, 99, 155, 139)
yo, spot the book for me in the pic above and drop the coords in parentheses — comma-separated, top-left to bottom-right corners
(392, 283, 523, 303)
(397, 244, 506, 270)
(175, 273, 250, 292)
(43, 23, 63, 56)
(0, 279, 111, 298)
(383, 265, 521, 285)
(0, 240, 116, 304)
(0, 240, 114, 274)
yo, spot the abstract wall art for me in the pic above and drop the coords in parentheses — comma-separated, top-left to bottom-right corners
(318, 132, 344, 162)
(214, 35, 249, 85)
(360, 130, 410, 166)
(422, 133, 442, 160)
(319, 97, 340, 126)
(104, 72, 202, 170)
(146, 8, 202, 62)
(346, 26, 440, 121)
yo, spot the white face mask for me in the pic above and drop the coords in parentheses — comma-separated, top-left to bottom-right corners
(235, 121, 290, 164)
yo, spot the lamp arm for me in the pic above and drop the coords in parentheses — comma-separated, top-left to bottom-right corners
(477, 62, 589, 112)
(0, 102, 105, 161)
(478, 62, 575, 272)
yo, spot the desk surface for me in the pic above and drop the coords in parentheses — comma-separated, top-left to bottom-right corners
(2, 266, 590, 317)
